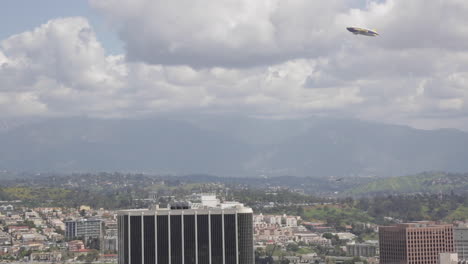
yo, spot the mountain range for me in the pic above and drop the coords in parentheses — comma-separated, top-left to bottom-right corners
(1, 116, 468, 177)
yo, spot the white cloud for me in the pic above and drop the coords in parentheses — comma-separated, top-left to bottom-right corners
(0, 17, 362, 119)
(2, 0, 468, 131)
(90, 0, 347, 67)
(0, 17, 127, 117)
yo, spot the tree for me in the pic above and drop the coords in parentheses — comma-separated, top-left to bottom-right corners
(86, 237, 100, 250)
(323, 233, 334, 240)
(342, 256, 367, 264)
(286, 243, 299, 252)
(84, 250, 99, 263)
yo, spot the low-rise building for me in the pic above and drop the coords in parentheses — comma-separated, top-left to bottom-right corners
(439, 253, 458, 264)
(30, 251, 62, 262)
(8, 226, 29, 233)
(49, 218, 65, 231)
(286, 217, 298, 227)
(346, 243, 377, 257)
(67, 240, 85, 251)
(102, 235, 117, 253)
(21, 233, 46, 243)
(295, 233, 331, 246)
(333, 232, 357, 241)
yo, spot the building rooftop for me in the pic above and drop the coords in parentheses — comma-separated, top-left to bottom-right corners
(380, 221, 453, 229)
(119, 195, 252, 215)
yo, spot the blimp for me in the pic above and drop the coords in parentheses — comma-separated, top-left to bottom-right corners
(346, 27, 379, 37)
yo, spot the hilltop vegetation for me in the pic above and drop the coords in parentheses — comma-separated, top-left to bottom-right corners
(0, 186, 135, 209)
(348, 172, 468, 196)
(3, 187, 71, 201)
(0, 172, 466, 225)
(354, 194, 468, 222)
(302, 205, 375, 227)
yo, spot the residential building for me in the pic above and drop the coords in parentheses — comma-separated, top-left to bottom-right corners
(379, 222, 455, 264)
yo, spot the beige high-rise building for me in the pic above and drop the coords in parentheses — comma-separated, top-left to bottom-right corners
(379, 222, 455, 264)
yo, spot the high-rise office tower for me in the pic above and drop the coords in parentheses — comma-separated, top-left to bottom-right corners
(379, 222, 455, 264)
(117, 197, 254, 264)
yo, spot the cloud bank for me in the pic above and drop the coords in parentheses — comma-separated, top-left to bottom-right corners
(1, 0, 468, 130)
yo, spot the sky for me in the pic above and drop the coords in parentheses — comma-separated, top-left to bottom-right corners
(1, 0, 468, 130)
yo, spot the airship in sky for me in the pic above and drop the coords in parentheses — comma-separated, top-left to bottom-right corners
(346, 27, 379, 37)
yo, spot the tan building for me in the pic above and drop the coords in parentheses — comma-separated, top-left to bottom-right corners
(379, 222, 455, 264)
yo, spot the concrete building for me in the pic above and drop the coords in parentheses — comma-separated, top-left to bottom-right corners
(286, 217, 298, 227)
(67, 240, 85, 251)
(379, 222, 455, 264)
(294, 233, 331, 246)
(65, 218, 102, 240)
(439, 253, 458, 264)
(103, 235, 118, 253)
(30, 251, 62, 262)
(455, 227, 468, 261)
(117, 198, 254, 264)
(346, 243, 377, 257)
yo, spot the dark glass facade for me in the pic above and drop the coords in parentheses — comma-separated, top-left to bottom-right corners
(170, 215, 182, 264)
(130, 216, 142, 264)
(118, 210, 253, 264)
(211, 215, 223, 264)
(122, 216, 129, 264)
(224, 214, 237, 264)
(238, 213, 254, 264)
(157, 215, 169, 264)
(197, 215, 209, 264)
(184, 215, 196, 264)
(143, 216, 155, 264)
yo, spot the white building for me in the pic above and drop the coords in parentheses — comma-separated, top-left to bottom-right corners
(201, 194, 219, 207)
(439, 253, 458, 264)
(254, 213, 264, 224)
(286, 217, 298, 227)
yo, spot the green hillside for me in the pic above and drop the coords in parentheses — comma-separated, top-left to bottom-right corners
(348, 172, 468, 196)
(302, 205, 375, 226)
(4, 187, 71, 201)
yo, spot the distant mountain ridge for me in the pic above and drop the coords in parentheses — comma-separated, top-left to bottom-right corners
(1, 116, 468, 177)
